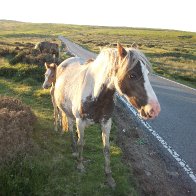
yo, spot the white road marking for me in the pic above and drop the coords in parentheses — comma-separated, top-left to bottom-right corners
(153, 74, 196, 92)
(116, 93, 196, 183)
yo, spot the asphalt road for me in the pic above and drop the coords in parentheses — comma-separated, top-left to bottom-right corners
(149, 75, 196, 173)
(59, 36, 196, 178)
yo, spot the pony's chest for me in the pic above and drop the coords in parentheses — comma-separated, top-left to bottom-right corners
(80, 89, 115, 123)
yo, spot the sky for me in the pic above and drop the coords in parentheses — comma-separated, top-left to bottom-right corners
(1, 0, 196, 32)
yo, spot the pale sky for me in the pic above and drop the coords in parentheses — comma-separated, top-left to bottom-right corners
(1, 0, 196, 32)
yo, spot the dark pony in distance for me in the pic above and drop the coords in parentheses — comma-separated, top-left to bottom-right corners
(35, 41, 59, 58)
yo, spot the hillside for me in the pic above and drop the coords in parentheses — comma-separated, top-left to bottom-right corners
(0, 19, 195, 87)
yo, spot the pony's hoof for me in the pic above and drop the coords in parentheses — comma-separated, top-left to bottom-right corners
(54, 127, 58, 132)
(107, 176, 116, 190)
(77, 163, 85, 173)
(72, 152, 79, 157)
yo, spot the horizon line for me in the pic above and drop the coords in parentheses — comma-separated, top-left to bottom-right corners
(1, 19, 196, 33)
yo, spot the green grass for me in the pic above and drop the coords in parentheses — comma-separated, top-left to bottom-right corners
(0, 59, 45, 82)
(0, 62, 137, 195)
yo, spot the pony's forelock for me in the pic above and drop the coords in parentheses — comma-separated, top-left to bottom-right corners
(96, 47, 152, 73)
(128, 48, 152, 72)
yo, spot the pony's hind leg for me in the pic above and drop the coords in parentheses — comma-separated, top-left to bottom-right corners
(101, 118, 116, 189)
(76, 118, 85, 172)
(61, 111, 68, 132)
(67, 117, 78, 155)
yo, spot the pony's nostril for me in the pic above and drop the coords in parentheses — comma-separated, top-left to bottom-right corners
(149, 108, 155, 116)
(141, 109, 147, 118)
(43, 84, 49, 89)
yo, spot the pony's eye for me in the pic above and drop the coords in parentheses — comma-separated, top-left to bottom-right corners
(129, 74, 137, 79)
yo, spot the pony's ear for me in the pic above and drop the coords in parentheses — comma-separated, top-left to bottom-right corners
(117, 43, 127, 59)
(131, 42, 139, 49)
(45, 62, 50, 69)
(50, 63, 57, 70)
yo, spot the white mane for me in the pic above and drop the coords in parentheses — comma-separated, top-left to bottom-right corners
(92, 47, 151, 73)
(91, 48, 118, 71)
(127, 48, 152, 72)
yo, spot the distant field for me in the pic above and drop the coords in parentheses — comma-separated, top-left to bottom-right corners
(62, 26, 196, 88)
(0, 20, 195, 87)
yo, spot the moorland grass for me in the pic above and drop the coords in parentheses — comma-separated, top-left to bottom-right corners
(0, 20, 195, 88)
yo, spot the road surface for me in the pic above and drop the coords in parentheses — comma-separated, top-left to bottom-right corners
(59, 36, 196, 181)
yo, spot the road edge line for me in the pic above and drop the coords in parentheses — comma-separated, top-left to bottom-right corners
(153, 74, 196, 91)
(116, 93, 196, 183)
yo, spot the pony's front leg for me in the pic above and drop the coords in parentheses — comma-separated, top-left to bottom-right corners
(54, 107, 59, 132)
(50, 87, 60, 132)
(51, 89, 58, 131)
(101, 118, 116, 189)
(76, 118, 85, 172)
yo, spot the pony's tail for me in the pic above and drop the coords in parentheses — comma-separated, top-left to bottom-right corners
(61, 112, 68, 132)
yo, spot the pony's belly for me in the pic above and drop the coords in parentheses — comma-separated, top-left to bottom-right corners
(83, 118, 95, 127)
(80, 100, 114, 123)
(54, 91, 74, 118)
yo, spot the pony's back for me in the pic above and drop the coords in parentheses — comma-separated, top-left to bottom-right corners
(56, 57, 85, 78)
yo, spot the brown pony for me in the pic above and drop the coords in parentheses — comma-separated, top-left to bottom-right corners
(42, 62, 67, 132)
(35, 42, 59, 57)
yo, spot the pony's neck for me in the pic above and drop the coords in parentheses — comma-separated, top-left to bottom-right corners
(52, 81, 55, 87)
(88, 49, 116, 98)
(52, 68, 57, 87)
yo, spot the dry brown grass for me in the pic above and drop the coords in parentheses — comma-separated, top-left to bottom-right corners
(0, 96, 37, 165)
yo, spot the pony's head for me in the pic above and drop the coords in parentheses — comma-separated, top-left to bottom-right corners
(42, 62, 57, 89)
(114, 44, 160, 119)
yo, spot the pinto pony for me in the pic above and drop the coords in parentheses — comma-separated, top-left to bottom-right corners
(53, 44, 160, 188)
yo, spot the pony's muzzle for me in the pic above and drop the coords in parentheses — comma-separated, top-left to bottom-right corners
(140, 100, 161, 120)
(42, 83, 51, 89)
